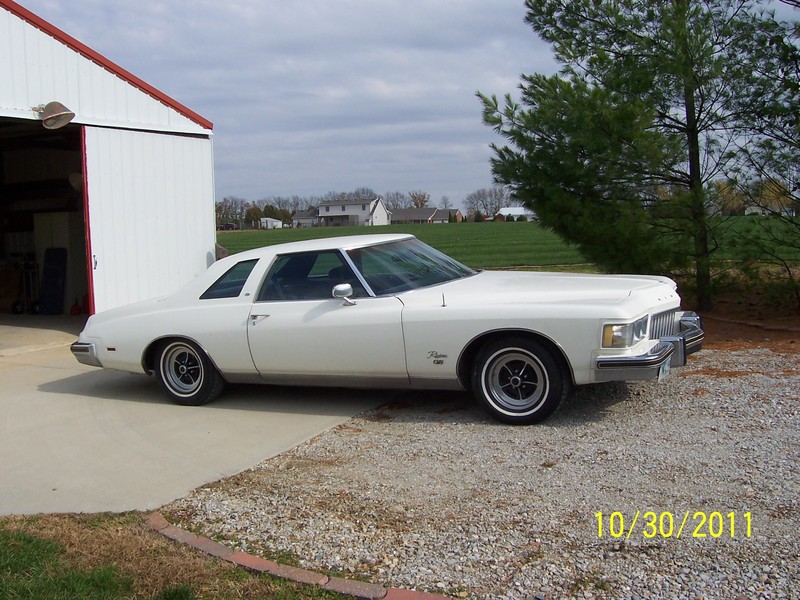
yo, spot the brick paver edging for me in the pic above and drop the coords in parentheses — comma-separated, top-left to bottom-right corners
(146, 512, 452, 600)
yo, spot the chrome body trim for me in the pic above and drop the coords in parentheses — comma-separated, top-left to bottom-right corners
(69, 342, 103, 368)
(595, 341, 674, 381)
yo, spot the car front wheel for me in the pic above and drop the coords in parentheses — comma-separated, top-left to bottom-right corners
(472, 336, 568, 424)
(155, 340, 224, 406)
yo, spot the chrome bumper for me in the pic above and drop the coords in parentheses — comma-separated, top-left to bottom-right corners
(595, 312, 703, 382)
(70, 341, 103, 368)
(661, 311, 704, 366)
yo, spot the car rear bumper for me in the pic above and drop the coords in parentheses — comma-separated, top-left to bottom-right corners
(594, 312, 703, 382)
(70, 341, 103, 368)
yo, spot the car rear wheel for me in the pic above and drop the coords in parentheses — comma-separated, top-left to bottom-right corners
(155, 340, 224, 406)
(472, 336, 568, 424)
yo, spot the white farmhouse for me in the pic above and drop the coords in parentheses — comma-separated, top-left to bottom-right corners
(318, 197, 391, 227)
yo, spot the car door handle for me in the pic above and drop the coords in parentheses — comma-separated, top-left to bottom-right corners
(250, 314, 269, 325)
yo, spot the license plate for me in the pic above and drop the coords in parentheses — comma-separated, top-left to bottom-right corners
(658, 360, 671, 382)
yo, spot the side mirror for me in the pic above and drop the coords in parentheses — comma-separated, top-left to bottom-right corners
(332, 283, 357, 306)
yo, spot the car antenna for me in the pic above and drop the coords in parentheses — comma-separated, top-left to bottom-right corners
(441, 293, 447, 307)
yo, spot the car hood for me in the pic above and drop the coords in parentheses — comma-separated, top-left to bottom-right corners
(399, 270, 679, 308)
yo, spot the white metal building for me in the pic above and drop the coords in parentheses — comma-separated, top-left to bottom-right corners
(259, 217, 284, 230)
(0, 0, 215, 315)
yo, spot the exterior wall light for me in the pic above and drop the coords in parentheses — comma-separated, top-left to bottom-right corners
(32, 101, 75, 129)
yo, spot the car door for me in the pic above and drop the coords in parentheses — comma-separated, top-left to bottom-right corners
(183, 257, 263, 376)
(246, 249, 408, 385)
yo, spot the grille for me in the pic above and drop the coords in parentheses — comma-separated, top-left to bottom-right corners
(650, 309, 678, 339)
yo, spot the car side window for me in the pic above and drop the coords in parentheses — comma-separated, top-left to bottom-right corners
(257, 251, 366, 301)
(200, 259, 258, 299)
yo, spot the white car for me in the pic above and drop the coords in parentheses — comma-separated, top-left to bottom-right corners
(71, 234, 703, 424)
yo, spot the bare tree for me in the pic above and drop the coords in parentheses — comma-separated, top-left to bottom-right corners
(215, 196, 248, 226)
(409, 190, 430, 208)
(349, 187, 378, 201)
(384, 191, 410, 209)
(464, 187, 509, 217)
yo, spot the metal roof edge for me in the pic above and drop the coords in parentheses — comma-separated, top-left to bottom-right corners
(1, 0, 213, 131)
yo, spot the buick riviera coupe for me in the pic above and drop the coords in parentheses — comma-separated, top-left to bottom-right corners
(71, 234, 703, 424)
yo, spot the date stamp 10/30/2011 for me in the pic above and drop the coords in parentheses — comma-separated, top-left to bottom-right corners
(595, 511, 752, 540)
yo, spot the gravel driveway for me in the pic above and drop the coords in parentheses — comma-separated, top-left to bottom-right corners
(165, 340, 799, 599)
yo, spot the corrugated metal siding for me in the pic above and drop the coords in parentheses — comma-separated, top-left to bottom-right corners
(84, 127, 216, 312)
(0, 7, 209, 134)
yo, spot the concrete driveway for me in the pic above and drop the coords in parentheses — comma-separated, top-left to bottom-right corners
(0, 315, 386, 516)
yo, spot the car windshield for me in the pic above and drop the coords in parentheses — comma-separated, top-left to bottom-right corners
(347, 238, 476, 295)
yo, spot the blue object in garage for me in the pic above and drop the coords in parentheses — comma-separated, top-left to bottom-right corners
(38, 247, 68, 315)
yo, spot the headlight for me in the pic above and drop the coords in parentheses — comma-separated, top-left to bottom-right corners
(602, 316, 649, 348)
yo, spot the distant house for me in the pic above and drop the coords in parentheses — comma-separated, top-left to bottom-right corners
(744, 206, 770, 217)
(319, 197, 391, 227)
(391, 208, 463, 224)
(292, 209, 319, 228)
(495, 206, 537, 221)
(744, 205, 797, 217)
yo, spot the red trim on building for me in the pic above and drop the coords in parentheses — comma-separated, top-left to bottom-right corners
(79, 126, 95, 315)
(1, 0, 213, 131)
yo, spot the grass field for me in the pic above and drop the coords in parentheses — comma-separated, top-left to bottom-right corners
(217, 222, 588, 269)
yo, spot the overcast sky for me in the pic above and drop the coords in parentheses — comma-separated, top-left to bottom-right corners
(17, 0, 556, 207)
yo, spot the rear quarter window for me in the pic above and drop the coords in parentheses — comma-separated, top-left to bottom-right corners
(200, 259, 259, 299)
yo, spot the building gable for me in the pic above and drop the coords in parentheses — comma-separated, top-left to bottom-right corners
(0, 0, 212, 135)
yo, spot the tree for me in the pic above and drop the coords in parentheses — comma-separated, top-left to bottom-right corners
(260, 195, 307, 214)
(349, 187, 378, 201)
(479, 0, 794, 309)
(262, 204, 292, 223)
(439, 196, 453, 209)
(728, 8, 798, 206)
(384, 191, 410, 209)
(464, 186, 510, 217)
(725, 4, 800, 306)
(244, 204, 262, 228)
(409, 191, 430, 208)
(215, 196, 248, 227)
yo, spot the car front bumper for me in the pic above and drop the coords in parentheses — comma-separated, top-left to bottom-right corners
(594, 312, 703, 382)
(70, 341, 103, 368)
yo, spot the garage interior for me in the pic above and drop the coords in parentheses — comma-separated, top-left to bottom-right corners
(0, 115, 89, 317)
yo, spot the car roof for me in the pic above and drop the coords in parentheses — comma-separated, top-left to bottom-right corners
(225, 233, 416, 263)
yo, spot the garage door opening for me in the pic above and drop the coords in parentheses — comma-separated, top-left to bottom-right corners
(0, 116, 90, 320)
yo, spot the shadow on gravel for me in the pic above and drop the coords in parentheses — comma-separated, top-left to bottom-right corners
(549, 381, 632, 425)
(363, 382, 634, 426)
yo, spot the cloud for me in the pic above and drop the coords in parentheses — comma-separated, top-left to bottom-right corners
(19, 0, 556, 205)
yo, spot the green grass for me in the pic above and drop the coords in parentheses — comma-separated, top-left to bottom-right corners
(712, 215, 800, 261)
(218, 217, 800, 272)
(0, 528, 133, 599)
(0, 516, 351, 600)
(218, 221, 588, 269)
